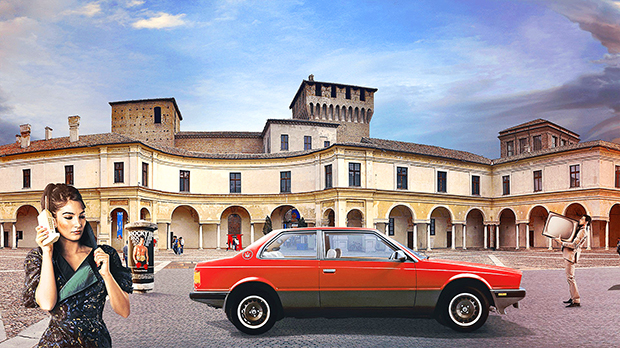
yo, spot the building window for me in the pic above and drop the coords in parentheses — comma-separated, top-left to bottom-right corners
(142, 162, 149, 187)
(507, 141, 514, 156)
(534, 170, 542, 192)
(180, 170, 190, 192)
(360, 88, 365, 101)
(388, 218, 394, 236)
(23, 169, 31, 189)
(519, 138, 528, 153)
(280, 171, 291, 193)
(397, 167, 408, 190)
(346, 87, 351, 99)
(349, 162, 361, 187)
(616, 166, 620, 188)
(331, 85, 337, 98)
(552, 136, 558, 148)
(430, 218, 436, 236)
(503, 175, 510, 195)
(114, 162, 124, 183)
(154, 106, 161, 124)
(561, 139, 567, 146)
(315, 83, 321, 96)
(533, 135, 542, 151)
(325, 165, 333, 189)
(65, 165, 74, 185)
(472, 175, 480, 195)
(324, 141, 330, 147)
(437, 171, 447, 193)
(230, 172, 241, 193)
(281, 134, 289, 151)
(570, 165, 580, 188)
(304, 136, 312, 150)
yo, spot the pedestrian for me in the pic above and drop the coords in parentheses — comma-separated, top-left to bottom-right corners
(554, 214, 590, 307)
(122, 240, 128, 267)
(23, 183, 132, 347)
(616, 238, 620, 256)
(172, 235, 178, 255)
(179, 237, 184, 255)
(232, 235, 239, 251)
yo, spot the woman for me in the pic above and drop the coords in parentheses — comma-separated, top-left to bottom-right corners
(23, 183, 132, 347)
(554, 214, 590, 307)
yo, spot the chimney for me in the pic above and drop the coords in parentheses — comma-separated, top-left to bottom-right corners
(45, 126, 53, 140)
(19, 124, 31, 148)
(15, 134, 20, 144)
(68, 115, 80, 142)
(309, 74, 314, 81)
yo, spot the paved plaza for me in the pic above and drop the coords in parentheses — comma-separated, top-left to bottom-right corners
(1, 247, 620, 347)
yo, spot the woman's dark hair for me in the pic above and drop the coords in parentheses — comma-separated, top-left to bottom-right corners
(583, 214, 592, 225)
(41, 183, 86, 216)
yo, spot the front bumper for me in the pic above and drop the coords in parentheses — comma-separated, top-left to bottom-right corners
(189, 291, 228, 308)
(491, 288, 526, 314)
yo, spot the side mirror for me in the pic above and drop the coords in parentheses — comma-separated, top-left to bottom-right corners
(390, 250, 407, 262)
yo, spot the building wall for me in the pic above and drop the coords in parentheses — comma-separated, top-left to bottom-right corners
(264, 123, 338, 153)
(175, 136, 264, 154)
(111, 100, 180, 148)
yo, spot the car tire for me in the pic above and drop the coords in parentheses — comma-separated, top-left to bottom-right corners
(227, 291, 277, 335)
(440, 287, 489, 332)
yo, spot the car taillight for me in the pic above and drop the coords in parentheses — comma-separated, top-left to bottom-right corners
(194, 270, 201, 288)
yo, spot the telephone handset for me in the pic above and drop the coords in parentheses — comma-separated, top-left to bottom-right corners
(38, 195, 60, 246)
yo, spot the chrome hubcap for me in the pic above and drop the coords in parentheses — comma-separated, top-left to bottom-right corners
(238, 295, 270, 329)
(449, 293, 481, 326)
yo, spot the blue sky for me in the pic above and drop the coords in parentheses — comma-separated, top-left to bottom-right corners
(1, 0, 619, 158)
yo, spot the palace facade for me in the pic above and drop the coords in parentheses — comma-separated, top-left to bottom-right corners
(2, 76, 620, 251)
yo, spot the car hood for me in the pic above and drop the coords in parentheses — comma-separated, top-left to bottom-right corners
(420, 257, 521, 276)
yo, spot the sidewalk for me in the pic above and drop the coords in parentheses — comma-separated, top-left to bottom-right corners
(1, 247, 618, 347)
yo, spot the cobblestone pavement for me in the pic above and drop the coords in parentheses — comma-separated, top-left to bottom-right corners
(2, 247, 619, 346)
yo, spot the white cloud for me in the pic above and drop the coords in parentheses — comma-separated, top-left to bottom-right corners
(126, 0, 145, 7)
(62, 2, 102, 17)
(132, 12, 187, 29)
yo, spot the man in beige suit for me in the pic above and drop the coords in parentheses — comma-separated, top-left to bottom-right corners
(554, 214, 591, 307)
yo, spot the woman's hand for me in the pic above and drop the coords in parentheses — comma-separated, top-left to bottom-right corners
(554, 237, 562, 244)
(35, 226, 54, 253)
(94, 247, 110, 277)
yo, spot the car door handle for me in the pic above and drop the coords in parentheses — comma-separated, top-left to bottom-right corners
(323, 269, 336, 274)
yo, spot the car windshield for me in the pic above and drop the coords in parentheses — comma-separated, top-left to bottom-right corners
(393, 240, 429, 259)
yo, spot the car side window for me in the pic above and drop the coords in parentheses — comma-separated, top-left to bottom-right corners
(324, 232, 396, 260)
(260, 232, 317, 259)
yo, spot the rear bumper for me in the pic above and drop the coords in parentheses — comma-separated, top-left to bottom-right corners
(189, 291, 228, 308)
(491, 288, 526, 314)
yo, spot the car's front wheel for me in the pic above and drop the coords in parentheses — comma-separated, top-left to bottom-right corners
(440, 287, 489, 332)
(227, 291, 277, 335)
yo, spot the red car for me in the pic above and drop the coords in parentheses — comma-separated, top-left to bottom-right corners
(190, 227, 525, 334)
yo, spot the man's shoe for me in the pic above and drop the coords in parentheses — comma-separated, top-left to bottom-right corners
(566, 302, 580, 307)
(563, 299, 573, 304)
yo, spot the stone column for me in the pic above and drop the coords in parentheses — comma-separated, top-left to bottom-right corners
(11, 223, 16, 249)
(525, 225, 530, 250)
(515, 223, 519, 250)
(0, 223, 4, 248)
(484, 225, 488, 249)
(216, 224, 221, 250)
(385, 223, 389, 236)
(605, 221, 609, 251)
(251, 223, 255, 244)
(427, 224, 432, 251)
(451, 225, 456, 250)
(166, 223, 170, 250)
(462, 224, 467, 250)
(413, 224, 418, 251)
(495, 225, 500, 250)
(199, 224, 204, 250)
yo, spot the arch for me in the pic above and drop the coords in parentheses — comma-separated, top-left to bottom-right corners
(348, 106, 353, 122)
(528, 206, 549, 248)
(329, 105, 334, 120)
(609, 204, 620, 248)
(388, 205, 414, 247)
(140, 207, 151, 221)
(13, 205, 38, 249)
(270, 205, 301, 229)
(322, 104, 327, 120)
(323, 208, 335, 227)
(309, 103, 314, 117)
(221, 206, 252, 249)
(354, 107, 359, 123)
(361, 108, 366, 123)
(171, 205, 200, 249)
(367, 109, 373, 122)
(563, 203, 587, 219)
(335, 105, 340, 121)
(465, 209, 485, 248)
(346, 209, 363, 227)
(498, 208, 516, 249)
(110, 207, 129, 250)
(430, 206, 453, 248)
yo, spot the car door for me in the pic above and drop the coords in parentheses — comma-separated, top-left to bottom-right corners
(319, 230, 416, 309)
(258, 231, 320, 309)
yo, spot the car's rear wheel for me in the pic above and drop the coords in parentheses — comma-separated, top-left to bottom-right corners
(227, 291, 277, 335)
(440, 287, 489, 332)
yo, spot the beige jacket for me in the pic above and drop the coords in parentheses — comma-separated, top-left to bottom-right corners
(562, 225, 588, 263)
